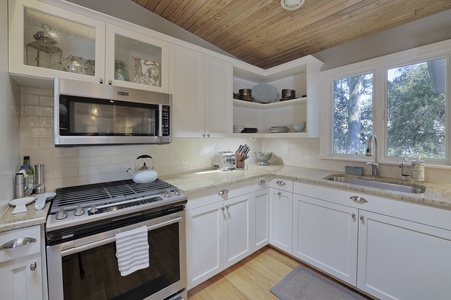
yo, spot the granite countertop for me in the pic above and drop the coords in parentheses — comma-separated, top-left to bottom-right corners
(160, 165, 451, 210)
(2, 165, 450, 233)
(0, 201, 50, 233)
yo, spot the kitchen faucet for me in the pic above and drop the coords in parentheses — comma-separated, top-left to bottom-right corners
(365, 134, 379, 178)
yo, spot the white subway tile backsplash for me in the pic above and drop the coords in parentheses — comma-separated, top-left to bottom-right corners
(66, 157, 90, 167)
(21, 86, 52, 97)
(78, 147, 101, 157)
(20, 116, 39, 127)
(100, 164, 121, 174)
(20, 127, 53, 138)
(39, 96, 53, 107)
(20, 94, 39, 106)
(89, 156, 110, 166)
(20, 86, 451, 191)
(24, 106, 52, 117)
(79, 165, 101, 176)
(39, 117, 53, 127)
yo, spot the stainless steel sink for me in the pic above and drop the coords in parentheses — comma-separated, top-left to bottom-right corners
(324, 175, 426, 194)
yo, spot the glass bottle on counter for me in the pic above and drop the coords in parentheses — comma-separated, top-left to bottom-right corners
(18, 165, 33, 196)
(22, 156, 34, 195)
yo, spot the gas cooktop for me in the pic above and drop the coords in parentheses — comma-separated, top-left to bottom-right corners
(46, 178, 187, 232)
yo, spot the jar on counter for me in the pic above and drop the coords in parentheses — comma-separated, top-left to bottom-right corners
(411, 157, 425, 182)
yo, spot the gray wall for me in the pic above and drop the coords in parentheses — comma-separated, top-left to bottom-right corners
(0, 0, 20, 210)
(314, 8, 451, 70)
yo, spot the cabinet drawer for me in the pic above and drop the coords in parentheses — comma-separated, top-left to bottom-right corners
(0, 226, 41, 262)
(270, 178, 293, 192)
(186, 180, 256, 210)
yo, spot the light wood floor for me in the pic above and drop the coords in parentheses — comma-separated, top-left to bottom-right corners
(187, 246, 372, 300)
(187, 246, 297, 300)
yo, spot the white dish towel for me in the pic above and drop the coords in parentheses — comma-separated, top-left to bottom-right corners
(115, 226, 149, 276)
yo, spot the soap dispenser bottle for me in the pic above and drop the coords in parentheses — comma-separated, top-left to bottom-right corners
(411, 156, 425, 182)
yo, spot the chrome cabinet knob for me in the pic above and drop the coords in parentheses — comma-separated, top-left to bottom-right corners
(225, 205, 230, 209)
(221, 207, 225, 211)
(277, 191, 282, 196)
(351, 213, 356, 219)
(218, 190, 229, 196)
(360, 215, 365, 221)
(276, 180, 286, 186)
(99, 78, 104, 84)
(206, 133, 210, 137)
(258, 180, 266, 185)
(108, 79, 112, 85)
(30, 262, 37, 271)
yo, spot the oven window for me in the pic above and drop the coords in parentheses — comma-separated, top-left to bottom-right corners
(62, 223, 180, 299)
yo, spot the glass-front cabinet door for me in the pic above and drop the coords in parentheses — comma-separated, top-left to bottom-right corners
(105, 24, 169, 93)
(9, 0, 106, 84)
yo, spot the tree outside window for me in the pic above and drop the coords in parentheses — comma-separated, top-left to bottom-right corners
(387, 58, 446, 160)
(333, 73, 373, 155)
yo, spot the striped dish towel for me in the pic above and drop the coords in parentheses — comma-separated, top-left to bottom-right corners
(115, 226, 149, 276)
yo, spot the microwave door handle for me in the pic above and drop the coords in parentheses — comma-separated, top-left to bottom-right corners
(60, 216, 182, 256)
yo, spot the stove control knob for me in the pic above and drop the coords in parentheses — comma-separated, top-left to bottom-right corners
(164, 190, 172, 198)
(174, 189, 181, 196)
(56, 208, 67, 220)
(74, 205, 85, 216)
(89, 205, 98, 214)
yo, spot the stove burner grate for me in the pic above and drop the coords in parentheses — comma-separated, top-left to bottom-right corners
(50, 179, 175, 214)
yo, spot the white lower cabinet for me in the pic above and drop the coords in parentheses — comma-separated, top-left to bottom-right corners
(223, 194, 252, 268)
(186, 185, 254, 289)
(357, 211, 451, 300)
(292, 194, 358, 285)
(186, 201, 224, 289)
(269, 178, 293, 254)
(0, 225, 43, 300)
(252, 187, 270, 251)
(293, 181, 451, 300)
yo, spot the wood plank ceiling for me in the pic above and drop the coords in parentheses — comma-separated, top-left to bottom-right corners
(131, 0, 451, 69)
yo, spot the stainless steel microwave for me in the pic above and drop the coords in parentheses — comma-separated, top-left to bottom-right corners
(54, 78, 172, 146)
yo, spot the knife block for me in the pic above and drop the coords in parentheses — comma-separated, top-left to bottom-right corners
(235, 151, 247, 169)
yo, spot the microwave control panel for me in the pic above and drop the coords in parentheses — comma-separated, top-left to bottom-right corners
(162, 105, 170, 136)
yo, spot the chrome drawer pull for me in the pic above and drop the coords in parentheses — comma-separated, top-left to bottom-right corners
(350, 196, 368, 204)
(218, 190, 229, 196)
(0, 237, 37, 250)
(276, 180, 286, 186)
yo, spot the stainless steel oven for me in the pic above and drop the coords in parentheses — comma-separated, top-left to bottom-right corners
(45, 179, 187, 300)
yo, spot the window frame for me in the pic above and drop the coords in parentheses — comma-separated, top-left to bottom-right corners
(320, 39, 451, 166)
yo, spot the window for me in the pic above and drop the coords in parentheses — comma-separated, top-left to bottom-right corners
(387, 58, 447, 160)
(333, 73, 373, 155)
(323, 40, 451, 165)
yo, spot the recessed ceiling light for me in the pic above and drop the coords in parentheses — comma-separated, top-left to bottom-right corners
(281, 0, 305, 10)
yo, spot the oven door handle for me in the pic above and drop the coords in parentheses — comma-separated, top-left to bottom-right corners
(61, 216, 182, 256)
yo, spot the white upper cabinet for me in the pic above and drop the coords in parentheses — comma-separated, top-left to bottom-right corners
(104, 24, 169, 93)
(9, 0, 169, 93)
(232, 56, 323, 137)
(170, 44, 232, 137)
(9, 0, 105, 85)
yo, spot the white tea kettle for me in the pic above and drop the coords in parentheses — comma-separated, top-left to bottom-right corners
(126, 155, 158, 183)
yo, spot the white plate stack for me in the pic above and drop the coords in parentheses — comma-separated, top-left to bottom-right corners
(269, 126, 289, 133)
